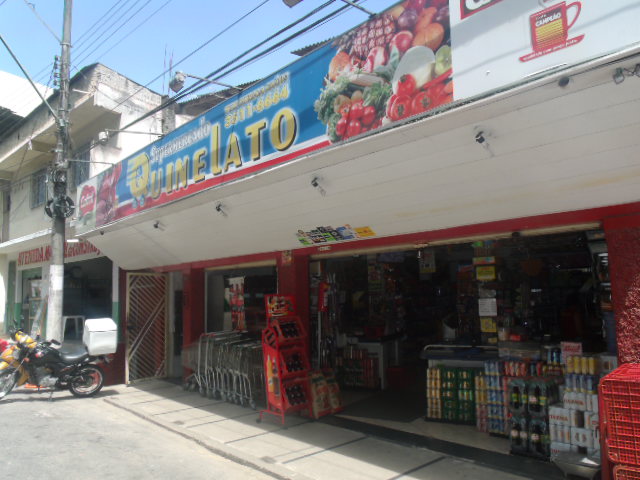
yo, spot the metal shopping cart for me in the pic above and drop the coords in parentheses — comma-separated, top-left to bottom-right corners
(182, 331, 265, 409)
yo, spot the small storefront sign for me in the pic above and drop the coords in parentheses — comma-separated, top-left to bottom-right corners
(295, 225, 375, 245)
(17, 241, 101, 267)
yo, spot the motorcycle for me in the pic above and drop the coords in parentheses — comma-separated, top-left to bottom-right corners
(0, 330, 109, 400)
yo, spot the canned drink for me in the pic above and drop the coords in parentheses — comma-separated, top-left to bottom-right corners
(581, 356, 588, 375)
(577, 374, 585, 393)
(566, 356, 573, 374)
(588, 356, 596, 375)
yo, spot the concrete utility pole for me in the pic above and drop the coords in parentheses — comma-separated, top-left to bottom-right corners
(46, 0, 73, 341)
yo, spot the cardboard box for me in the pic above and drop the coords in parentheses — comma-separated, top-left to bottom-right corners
(570, 427, 594, 448)
(550, 406, 571, 425)
(551, 442, 572, 456)
(584, 412, 599, 430)
(561, 342, 583, 364)
(598, 354, 618, 374)
(563, 392, 587, 412)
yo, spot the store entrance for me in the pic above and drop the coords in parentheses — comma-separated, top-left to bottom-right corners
(311, 230, 613, 456)
(62, 257, 112, 342)
(205, 266, 277, 337)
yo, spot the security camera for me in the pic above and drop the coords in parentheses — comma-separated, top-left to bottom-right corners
(215, 204, 223, 213)
(558, 76, 570, 87)
(311, 177, 319, 188)
(475, 131, 486, 144)
(98, 131, 109, 144)
(99, 230, 105, 236)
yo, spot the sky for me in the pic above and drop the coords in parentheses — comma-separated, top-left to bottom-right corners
(0, 0, 396, 114)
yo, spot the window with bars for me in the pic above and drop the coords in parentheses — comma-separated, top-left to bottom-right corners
(71, 146, 91, 188)
(30, 169, 47, 209)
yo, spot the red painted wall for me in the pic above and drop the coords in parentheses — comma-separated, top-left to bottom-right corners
(277, 251, 310, 332)
(182, 267, 205, 348)
(604, 214, 640, 364)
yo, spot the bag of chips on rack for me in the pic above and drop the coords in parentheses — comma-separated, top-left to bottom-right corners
(309, 370, 332, 419)
(323, 369, 343, 413)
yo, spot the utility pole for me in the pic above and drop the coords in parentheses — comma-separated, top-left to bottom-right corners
(46, 0, 74, 341)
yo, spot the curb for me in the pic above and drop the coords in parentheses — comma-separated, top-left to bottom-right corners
(103, 396, 313, 480)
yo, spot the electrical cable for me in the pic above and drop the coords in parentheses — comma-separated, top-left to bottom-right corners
(104, 0, 273, 115)
(0, 0, 141, 127)
(2, 0, 366, 169)
(67, 0, 362, 160)
(74, 0, 129, 46)
(120, 0, 352, 131)
(22, 0, 61, 43)
(72, 0, 175, 72)
(71, 0, 148, 64)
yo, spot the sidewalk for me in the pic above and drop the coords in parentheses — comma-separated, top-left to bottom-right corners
(103, 380, 564, 480)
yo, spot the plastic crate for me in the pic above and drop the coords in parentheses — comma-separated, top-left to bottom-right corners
(600, 363, 640, 466)
(614, 465, 640, 480)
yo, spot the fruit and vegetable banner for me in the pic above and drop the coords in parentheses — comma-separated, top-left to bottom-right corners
(76, 0, 453, 233)
(451, 0, 640, 99)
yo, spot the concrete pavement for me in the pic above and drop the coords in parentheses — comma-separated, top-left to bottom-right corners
(103, 380, 563, 480)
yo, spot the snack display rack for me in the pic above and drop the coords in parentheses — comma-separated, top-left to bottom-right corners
(259, 295, 311, 424)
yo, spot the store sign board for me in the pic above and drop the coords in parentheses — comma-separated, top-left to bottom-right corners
(459, 0, 503, 19)
(17, 241, 101, 267)
(76, 0, 455, 233)
(295, 225, 376, 245)
(76, 1, 640, 233)
(451, 0, 640, 99)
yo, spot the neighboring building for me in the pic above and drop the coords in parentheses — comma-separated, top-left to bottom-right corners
(0, 64, 165, 346)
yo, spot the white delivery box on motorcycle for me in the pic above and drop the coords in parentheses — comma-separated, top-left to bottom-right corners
(83, 318, 118, 355)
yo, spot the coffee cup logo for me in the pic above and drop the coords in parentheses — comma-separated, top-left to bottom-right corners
(520, 1, 585, 63)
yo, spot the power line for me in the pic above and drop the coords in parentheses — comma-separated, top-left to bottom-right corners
(74, 0, 129, 46)
(121, 0, 350, 131)
(104, 0, 273, 115)
(71, 0, 147, 63)
(22, 0, 61, 43)
(73, 0, 175, 71)
(0, 0, 140, 127)
(50, 0, 345, 162)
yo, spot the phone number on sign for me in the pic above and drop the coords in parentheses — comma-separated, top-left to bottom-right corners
(224, 84, 290, 128)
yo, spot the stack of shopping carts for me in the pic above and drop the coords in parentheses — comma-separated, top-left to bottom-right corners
(182, 331, 265, 409)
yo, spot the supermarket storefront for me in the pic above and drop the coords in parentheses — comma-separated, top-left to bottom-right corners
(74, 0, 640, 460)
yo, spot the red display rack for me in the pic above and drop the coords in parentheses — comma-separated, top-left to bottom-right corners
(614, 465, 640, 480)
(600, 363, 640, 468)
(259, 308, 311, 425)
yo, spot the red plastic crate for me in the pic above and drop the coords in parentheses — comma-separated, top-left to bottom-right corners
(614, 465, 640, 480)
(600, 363, 640, 467)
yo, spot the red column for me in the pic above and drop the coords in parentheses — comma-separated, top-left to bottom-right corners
(277, 251, 310, 331)
(604, 214, 640, 364)
(182, 267, 205, 349)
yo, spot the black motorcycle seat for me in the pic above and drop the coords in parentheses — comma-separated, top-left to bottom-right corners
(59, 344, 89, 363)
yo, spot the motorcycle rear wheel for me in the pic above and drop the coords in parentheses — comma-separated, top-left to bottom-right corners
(69, 364, 104, 398)
(0, 369, 19, 400)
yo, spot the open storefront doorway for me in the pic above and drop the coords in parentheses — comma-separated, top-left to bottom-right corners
(311, 230, 613, 456)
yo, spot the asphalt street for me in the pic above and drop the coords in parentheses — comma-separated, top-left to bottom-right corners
(0, 385, 273, 480)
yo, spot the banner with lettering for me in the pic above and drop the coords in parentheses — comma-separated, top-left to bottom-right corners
(76, 0, 640, 233)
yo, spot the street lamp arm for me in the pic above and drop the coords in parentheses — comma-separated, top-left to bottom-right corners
(179, 72, 244, 92)
(0, 33, 59, 121)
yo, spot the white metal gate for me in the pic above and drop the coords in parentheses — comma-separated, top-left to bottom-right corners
(125, 272, 169, 384)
